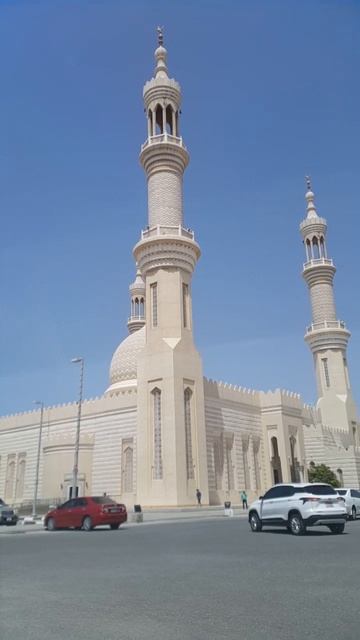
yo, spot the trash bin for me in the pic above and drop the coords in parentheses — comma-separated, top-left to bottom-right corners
(224, 501, 234, 517)
(132, 504, 143, 523)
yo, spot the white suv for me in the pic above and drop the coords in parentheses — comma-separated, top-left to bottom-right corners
(336, 488, 360, 520)
(248, 483, 347, 536)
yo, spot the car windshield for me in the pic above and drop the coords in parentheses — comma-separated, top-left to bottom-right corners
(0, 499, 6, 506)
(92, 496, 117, 505)
(336, 490, 347, 495)
(304, 484, 336, 495)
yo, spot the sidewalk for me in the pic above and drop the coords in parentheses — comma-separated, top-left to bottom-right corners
(0, 506, 249, 534)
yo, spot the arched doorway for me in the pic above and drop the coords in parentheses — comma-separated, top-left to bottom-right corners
(270, 436, 283, 484)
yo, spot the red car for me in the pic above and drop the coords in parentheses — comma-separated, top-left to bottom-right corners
(44, 496, 127, 531)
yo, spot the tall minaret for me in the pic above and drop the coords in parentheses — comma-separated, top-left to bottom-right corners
(300, 178, 358, 436)
(133, 29, 209, 506)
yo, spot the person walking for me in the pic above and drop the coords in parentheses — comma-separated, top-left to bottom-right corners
(196, 488, 202, 506)
(240, 490, 248, 509)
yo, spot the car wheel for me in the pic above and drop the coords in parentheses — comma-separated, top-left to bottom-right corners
(249, 512, 262, 532)
(328, 523, 345, 534)
(351, 506, 356, 521)
(46, 517, 56, 532)
(288, 512, 306, 536)
(110, 523, 120, 530)
(82, 516, 93, 532)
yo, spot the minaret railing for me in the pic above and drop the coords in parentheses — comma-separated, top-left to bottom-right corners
(305, 320, 347, 334)
(303, 257, 334, 269)
(141, 224, 194, 240)
(141, 133, 185, 151)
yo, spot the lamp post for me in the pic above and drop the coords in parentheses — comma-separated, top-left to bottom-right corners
(71, 357, 84, 499)
(33, 400, 44, 518)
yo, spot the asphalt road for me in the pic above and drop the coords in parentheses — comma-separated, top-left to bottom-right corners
(1, 518, 359, 640)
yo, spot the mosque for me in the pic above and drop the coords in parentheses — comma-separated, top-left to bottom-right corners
(1, 33, 359, 509)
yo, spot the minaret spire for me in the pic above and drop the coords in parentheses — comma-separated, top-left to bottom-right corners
(157, 25, 164, 47)
(305, 175, 318, 219)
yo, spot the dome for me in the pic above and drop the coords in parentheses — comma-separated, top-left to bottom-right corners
(106, 326, 146, 394)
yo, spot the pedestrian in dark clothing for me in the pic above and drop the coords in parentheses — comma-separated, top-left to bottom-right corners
(196, 488, 202, 506)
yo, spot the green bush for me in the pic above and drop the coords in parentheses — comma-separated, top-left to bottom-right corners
(308, 462, 340, 488)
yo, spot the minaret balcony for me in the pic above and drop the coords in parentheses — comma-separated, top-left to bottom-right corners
(306, 319, 347, 334)
(141, 224, 195, 241)
(128, 314, 145, 323)
(141, 133, 187, 152)
(133, 225, 200, 276)
(303, 257, 334, 270)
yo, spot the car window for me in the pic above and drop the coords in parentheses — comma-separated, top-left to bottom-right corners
(91, 496, 116, 505)
(73, 498, 87, 507)
(304, 484, 336, 495)
(63, 499, 77, 508)
(337, 490, 347, 496)
(58, 500, 71, 509)
(263, 486, 286, 500)
(350, 490, 360, 498)
(275, 485, 296, 497)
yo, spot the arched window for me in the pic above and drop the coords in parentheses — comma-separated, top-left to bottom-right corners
(16, 456, 26, 500)
(150, 283, 158, 327)
(213, 440, 223, 490)
(319, 236, 325, 258)
(123, 447, 133, 493)
(182, 283, 189, 328)
(148, 109, 153, 137)
(306, 238, 311, 261)
(271, 436, 279, 458)
(253, 440, 261, 490)
(166, 105, 173, 134)
(184, 388, 194, 479)
(140, 297, 145, 318)
(5, 457, 16, 501)
(312, 237, 320, 259)
(226, 441, 234, 491)
(155, 104, 163, 135)
(270, 436, 283, 484)
(152, 388, 163, 479)
(289, 436, 299, 482)
(242, 438, 250, 490)
(135, 297, 139, 316)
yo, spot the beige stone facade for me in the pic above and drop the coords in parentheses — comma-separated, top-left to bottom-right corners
(1, 37, 359, 511)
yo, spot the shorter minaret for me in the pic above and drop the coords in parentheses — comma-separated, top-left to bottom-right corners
(300, 178, 358, 435)
(127, 268, 146, 334)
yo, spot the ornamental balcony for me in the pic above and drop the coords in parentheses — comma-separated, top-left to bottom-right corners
(128, 315, 145, 323)
(305, 320, 347, 335)
(141, 133, 187, 152)
(303, 257, 334, 270)
(140, 224, 195, 241)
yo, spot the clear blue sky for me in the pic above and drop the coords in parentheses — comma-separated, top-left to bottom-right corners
(1, 0, 359, 415)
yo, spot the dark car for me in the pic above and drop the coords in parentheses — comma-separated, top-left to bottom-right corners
(44, 496, 127, 531)
(0, 498, 18, 526)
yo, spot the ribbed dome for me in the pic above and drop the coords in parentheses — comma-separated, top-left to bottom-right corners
(106, 326, 145, 393)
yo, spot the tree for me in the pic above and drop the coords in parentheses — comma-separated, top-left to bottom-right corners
(308, 462, 340, 487)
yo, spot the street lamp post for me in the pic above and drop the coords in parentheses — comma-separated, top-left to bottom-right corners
(71, 357, 84, 499)
(33, 400, 44, 518)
